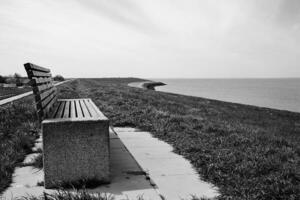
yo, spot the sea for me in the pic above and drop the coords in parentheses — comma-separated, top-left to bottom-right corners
(153, 78, 300, 113)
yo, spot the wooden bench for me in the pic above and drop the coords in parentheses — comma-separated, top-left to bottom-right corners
(24, 63, 110, 188)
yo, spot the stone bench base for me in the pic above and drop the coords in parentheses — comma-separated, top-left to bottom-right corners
(42, 99, 110, 188)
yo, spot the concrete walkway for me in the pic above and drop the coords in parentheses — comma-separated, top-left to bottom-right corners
(2, 126, 219, 200)
(2, 128, 161, 200)
(114, 127, 219, 200)
(0, 80, 73, 106)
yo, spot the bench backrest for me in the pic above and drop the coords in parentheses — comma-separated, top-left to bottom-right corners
(24, 63, 57, 121)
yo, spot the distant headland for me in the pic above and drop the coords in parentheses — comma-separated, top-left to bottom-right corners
(128, 81, 166, 90)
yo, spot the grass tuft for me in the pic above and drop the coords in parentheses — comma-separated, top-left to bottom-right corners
(15, 190, 114, 200)
(31, 154, 43, 169)
(54, 178, 108, 190)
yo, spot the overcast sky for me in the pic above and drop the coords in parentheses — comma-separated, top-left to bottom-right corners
(0, 0, 300, 78)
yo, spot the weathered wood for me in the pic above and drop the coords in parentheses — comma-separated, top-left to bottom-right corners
(63, 101, 70, 118)
(40, 96, 57, 119)
(85, 99, 98, 117)
(24, 63, 51, 73)
(24, 63, 56, 120)
(50, 101, 62, 118)
(45, 95, 57, 115)
(89, 99, 107, 119)
(38, 91, 56, 110)
(35, 87, 57, 103)
(31, 77, 52, 86)
(70, 101, 76, 118)
(28, 70, 52, 78)
(80, 99, 91, 118)
(55, 101, 65, 118)
(33, 83, 53, 94)
(75, 100, 83, 118)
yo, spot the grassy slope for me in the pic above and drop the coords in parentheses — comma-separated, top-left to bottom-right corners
(0, 78, 299, 199)
(57, 78, 299, 200)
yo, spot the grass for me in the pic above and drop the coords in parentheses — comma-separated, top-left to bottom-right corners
(14, 190, 115, 200)
(31, 154, 43, 169)
(14, 190, 211, 200)
(0, 78, 299, 199)
(0, 96, 39, 193)
(55, 78, 299, 200)
(0, 83, 66, 195)
(0, 87, 31, 100)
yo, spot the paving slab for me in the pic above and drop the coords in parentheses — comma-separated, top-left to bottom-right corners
(114, 127, 219, 200)
(2, 129, 161, 200)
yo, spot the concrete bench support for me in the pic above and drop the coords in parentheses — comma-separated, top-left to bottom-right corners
(42, 99, 110, 188)
(43, 119, 109, 188)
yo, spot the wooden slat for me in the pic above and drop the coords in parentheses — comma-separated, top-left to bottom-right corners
(44, 95, 57, 118)
(75, 100, 83, 118)
(70, 101, 76, 118)
(50, 101, 62, 118)
(35, 87, 56, 102)
(31, 77, 52, 86)
(24, 62, 59, 121)
(33, 83, 53, 94)
(89, 99, 106, 119)
(24, 63, 50, 73)
(80, 100, 91, 118)
(37, 110, 44, 121)
(38, 92, 56, 110)
(37, 95, 56, 120)
(63, 101, 70, 118)
(84, 99, 98, 118)
(56, 101, 66, 118)
(29, 70, 52, 78)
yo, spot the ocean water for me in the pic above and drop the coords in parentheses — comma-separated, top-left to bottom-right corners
(153, 78, 300, 113)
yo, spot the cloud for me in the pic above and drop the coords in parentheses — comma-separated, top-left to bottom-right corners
(276, 0, 300, 27)
(73, 0, 159, 34)
(0, 0, 299, 78)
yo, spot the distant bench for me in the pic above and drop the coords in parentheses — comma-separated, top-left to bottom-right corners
(24, 63, 110, 188)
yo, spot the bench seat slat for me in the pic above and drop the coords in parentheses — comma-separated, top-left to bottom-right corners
(89, 100, 107, 119)
(85, 99, 98, 118)
(75, 100, 83, 118)
(63, 101, 70, 118)
(55, 101, 65, 118)
(50, 101, 62, 118)
(80, 100, 91, 118)
(70, 101, 76, 118)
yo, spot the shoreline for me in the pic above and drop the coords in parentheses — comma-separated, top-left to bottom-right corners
(147, 79, 300, 113)
(130, 80, 299, 113)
